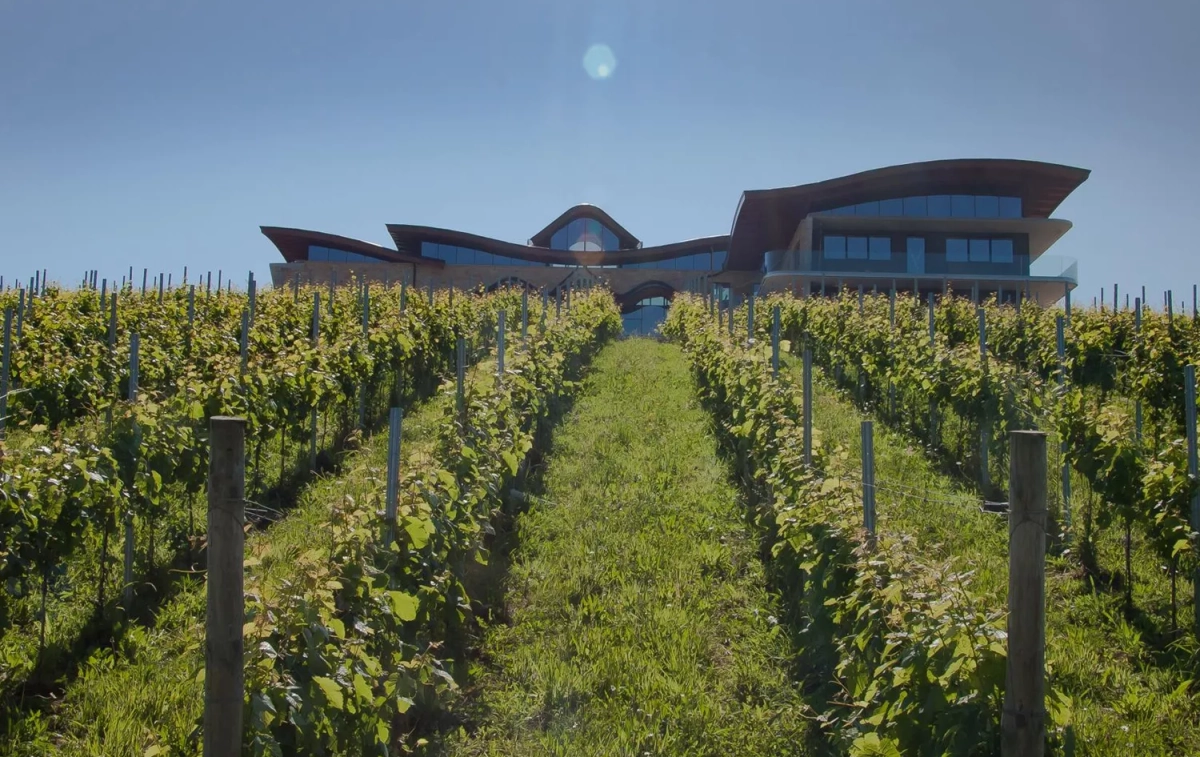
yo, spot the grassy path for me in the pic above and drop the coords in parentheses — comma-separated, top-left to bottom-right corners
(441, 339, 808, 757)
(791, 358, 1200, 756)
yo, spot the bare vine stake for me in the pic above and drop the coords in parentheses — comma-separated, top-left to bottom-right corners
(247, 271, 256, 324)
(158, 273, 164, 303)
(803, 346, 813, 468)
(124, 333, 140, 609)
(728, 294, 735, 337)
(0, 308, 11, 441)
(428, 282, 434, 306)
(384, 408, 403, 544)
(747, 294, 755, 342)
(400, 281, 407, 313)
(928, 293, 937, 439)
(1064, 284, 1071, 325)
(142, 268, 148, 296)
(100, 278, 107, 309)
(456, 337, 466, 420)
(239, 310, 249, 375)
(205, 416, 246, 757)
(521, 289, 528, 342)
(1002, 431, 1047, 757)
(540, 290, 548, 332)
(861, 420, 876, 538)
(497, 310, 506, 381)
(310, 292, 320, 471)
(1113, 283, 1118, 312)
(1185, 365, 1200, 635)
(16, 289, 24, 338)
(1056, 315, 1070, 533)
(979, 307, 990, 495)
(186, 286, 195, 353)
(359, 286, 369, 429)
(771, 305, 780, 378)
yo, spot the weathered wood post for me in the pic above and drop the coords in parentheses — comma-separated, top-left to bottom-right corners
(123, 332, 141, 609)
(1056, 315, 1070, 533)
(861, 420, 876, 538)
(1002, 430, 1048, 757)
(771, 305, 780, 378)
(0, 308, 11, 441)
(1186, 365, 1200, 634)
(978, 307, 990, 495)
(803, 345, 813, 468)
(497, 310, 506, 381)
(204, 416, 246, 757)
(384, 407, 402, 544)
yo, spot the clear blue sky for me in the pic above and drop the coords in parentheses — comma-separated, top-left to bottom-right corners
(2, 0, 1197, 306)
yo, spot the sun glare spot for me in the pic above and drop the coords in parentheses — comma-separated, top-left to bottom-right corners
(583, 44, 616, 80)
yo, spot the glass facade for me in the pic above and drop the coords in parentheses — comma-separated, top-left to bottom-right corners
(622, 296, 669, 336)
(307, 245, 387, 263)
(549, 218, 623, 251)
(621, 250, 726, 270)
(421, 242, 544, 267)
(946, 238, 1015, 264)
(819, 194, 1023, 219)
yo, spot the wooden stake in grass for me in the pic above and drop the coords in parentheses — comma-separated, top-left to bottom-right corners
(205, 416, 246, 757)
(1003, 430, 1047, 757)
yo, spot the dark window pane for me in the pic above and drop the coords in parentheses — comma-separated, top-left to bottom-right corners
(421, 242, 434, 258)
(847, 236, 868, 259)
(946, 238, 968, 262)
(879, 198, 903, 216)
(903, 196, 928, 217)
(992, 239, 1014, 263)
(824, 235, 846, 259)
(601, 227, 619, 251)
(928, 195, 952, 216)
(869, 237, 891, 260)
(567, 219, 586, 251)
(551, 227, 568, 250)
(713, 251, 727, 269)
(969, 239, 990, 262)
(999, 196, 1022, 218)
(448, 245, 466, 264)
(854, 201, 879, 217)
(975, 195, 999, 218)
(906, 237, 925, 254)
(476, 249, 494, 265)
(951, 195, 975, 218)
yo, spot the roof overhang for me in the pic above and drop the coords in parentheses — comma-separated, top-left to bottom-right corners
(727, 158, 1090, 270)
(261, 226, 439, 267)
(388, 224, 727, 266)
(528, 204, 640, 249)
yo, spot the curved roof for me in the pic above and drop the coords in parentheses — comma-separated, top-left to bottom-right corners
(528, 204, 640, 249)
(726, 158, 1090, 270)
(261, 226, 438, 267)
(388, 223, 726, 266)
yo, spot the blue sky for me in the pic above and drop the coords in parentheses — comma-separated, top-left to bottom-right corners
(1, 0, 1197, 305)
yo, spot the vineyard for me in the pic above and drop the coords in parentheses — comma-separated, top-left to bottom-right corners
(1, 276, 1198, 755)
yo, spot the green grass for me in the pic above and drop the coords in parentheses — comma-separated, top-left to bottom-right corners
(0, 383, 459, 756)
(794, 358, 1200, 756)
(437, 339, 810, 757)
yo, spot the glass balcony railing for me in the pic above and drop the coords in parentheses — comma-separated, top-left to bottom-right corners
(763, 250, 1078, 284)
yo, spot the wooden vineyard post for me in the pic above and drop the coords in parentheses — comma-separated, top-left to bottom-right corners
(1064, 284, 1071, 325)
(400, 281, 407, 313)
(247, 271, 256, 324)
(861, 420, 876, 539)
(540, 290, 548, 333)
(978, 307, 990, 496)
(142, 268, 148, 296)
(771, 305, 780, 378)
(803, 345, 813, 468)
(729, 294, 736, 338)
(747, 294, 755, 342)
(709, 286, 716, 320)
(0, 308, 10, 441)
(521, 289, 528, 343)
(928, 293, 937, 440)
(358, 286, 370, 429)
(1003, 430, 1048, 757)
(497, 310, 506, 382)
(309, 292, 320, 470)
(204, 416, 246, 757)
(1056, 315, 1070, 534)
(1186, 365, 1200, 635)
(186, 285, 195, 354)
(239, 310, 249, 376)
(456, 337, 466, 421)
(384, 408, 402, 544)
(16, 288, 24, 338)
(124, 333, 140, 609)
(428, 282, 434, 306)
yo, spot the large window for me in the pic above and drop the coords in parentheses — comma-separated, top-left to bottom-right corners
(308, 245, 385, 263)
(946, 238, 1017, 264)
(869, 236, 891, 260)
(620, 251, 721, 270)
(847, 237, 869, 260)
(818, 194, 1022, 219)
(622, 296, 669, 336)
(824, 235, 847, 259)
(421, 241, 544, 267)
(549, 218, 624, 251)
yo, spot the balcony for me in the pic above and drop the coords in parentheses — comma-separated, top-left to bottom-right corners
(762, 250, 1078, 285)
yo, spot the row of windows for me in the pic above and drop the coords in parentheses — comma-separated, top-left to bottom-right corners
(622, 251, 727, 270)
(421, 242, 546, 267)
(308, 245, 387, 263)
(622, 299, 668, 335)
(817, 195, 1023, 219)
(946, 238, 1015, 264)
(823, 235, 1014, 263)
(550, 218, 623, 251)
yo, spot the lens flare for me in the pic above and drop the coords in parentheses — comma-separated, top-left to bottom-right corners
(582, 44, 617, 80)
